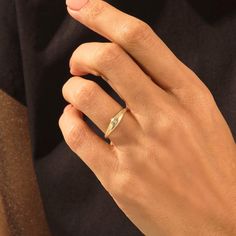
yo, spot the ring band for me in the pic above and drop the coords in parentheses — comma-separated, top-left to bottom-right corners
(104, 107, 128, 139)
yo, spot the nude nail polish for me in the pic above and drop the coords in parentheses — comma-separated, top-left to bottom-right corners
(66, 0, 89, 11)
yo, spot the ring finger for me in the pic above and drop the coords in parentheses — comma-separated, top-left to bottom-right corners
(62, 76, 140, 144)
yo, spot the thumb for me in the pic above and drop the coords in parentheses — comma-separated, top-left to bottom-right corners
(66, 0, 89, 11)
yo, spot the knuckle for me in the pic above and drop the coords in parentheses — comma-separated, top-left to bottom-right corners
(66, 123, 86, 152)
(157, 114, 176, 134)
(74, 81, 98, 109)
(70, 48, 78, 65)
(73, 43, 89, 57)
(58, 113, 64, 129)
(119, 20, 152, 45)
(69, 44, 86, 71)
(189, 85, 218, 122)
(110, 162, 141, 203)
(69, 60, 77, 75)
(149, 110, 180, 141)
(111, 171, 137, 201)
(196, 85, 215, 104)
(70, 45, 82, 65)
(62, 79, 73, 100)
(62, 83, 67, 99)
(95, 43, 122, 70)
(186, 82, 215, 109)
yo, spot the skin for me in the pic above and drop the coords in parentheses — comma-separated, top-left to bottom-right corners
(59, 0, 236, 235)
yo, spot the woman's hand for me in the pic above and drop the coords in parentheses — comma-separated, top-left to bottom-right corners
(59, 0, 236, 235)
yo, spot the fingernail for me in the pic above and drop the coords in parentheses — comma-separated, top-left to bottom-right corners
(66, 0, 89, 11)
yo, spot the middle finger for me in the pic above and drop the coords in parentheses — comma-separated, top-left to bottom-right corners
(70, 42, 170, 113)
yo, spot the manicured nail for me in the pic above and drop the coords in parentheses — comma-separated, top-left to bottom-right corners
(66, 0, 89, 11)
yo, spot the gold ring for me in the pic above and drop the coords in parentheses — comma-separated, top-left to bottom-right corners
(104, 107, 128, 139)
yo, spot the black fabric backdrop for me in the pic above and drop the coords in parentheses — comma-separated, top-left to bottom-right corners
(0, 0, 236, 235)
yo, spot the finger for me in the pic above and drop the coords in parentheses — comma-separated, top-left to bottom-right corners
(62, 77, 139, 143)
(66, 0, 201, 94)
(59, 104, 117, 188)
(69, 42, 170, 112)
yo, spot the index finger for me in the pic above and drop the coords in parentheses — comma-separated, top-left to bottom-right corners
(66, 0, 201, 93)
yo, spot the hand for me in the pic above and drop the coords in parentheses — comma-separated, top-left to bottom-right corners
(59, 0, 236, 235)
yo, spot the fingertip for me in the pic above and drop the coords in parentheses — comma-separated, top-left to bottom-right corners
(66, 0, 89, 12)
(67, 7, 78, 16)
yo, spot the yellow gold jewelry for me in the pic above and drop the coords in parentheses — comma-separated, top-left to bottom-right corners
(104, 107, 128, 139)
